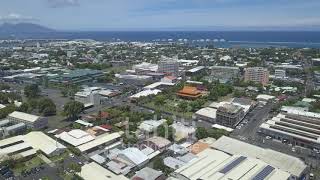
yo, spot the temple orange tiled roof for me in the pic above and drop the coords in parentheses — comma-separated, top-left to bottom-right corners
(176, 86, 202, 99)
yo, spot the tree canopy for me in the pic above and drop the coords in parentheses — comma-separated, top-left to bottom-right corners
(63, 101, 84, 120)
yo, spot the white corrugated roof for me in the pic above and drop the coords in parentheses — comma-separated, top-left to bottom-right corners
(195, 107, 217, 119)
(80, 162, 128, 180)
(77, 132, 122, 152)
(24, 131, 66, 155)
(55, 129, 94, 147)
(8, 111, 40, 122)
(119, 147, 148, 166)
(210, 136, 307, 177)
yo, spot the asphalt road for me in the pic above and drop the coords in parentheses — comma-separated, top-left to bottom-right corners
(231, 102, 273, 140)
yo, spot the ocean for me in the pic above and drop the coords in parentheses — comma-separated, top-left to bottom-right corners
(2, 31, 320, 48)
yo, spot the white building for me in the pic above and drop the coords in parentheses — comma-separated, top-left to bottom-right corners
(0, 131, 66, 159)
(275, 69, 286, 79)
(174, 148, 295, 180)
(7, 111, 48, 129)
(210, 136, 307, 179)
(260, 111, 320, 150)
(158, 57, 179, 77)
(138, 119, 166, 133)
(79, 162, 128, 180)
(117, 147, 149, 167)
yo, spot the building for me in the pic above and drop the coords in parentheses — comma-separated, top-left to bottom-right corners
(274, 69, 286, 79)
(117, 147, 149, 167)
(116, 74, 153, 85)
(174, 147, 303, 180)
(244, 67, 269, 86)
(74, 88, 100, 108)
(171, 123, 196, 141)
(209, 66, 240, 83)
(77, 132, 122, 153)
(256, 94, 276, 103)
(216, 104, 244, 128)
(55, 129, 95, 147)
(49, 69, 104, 85)
(0, 131, 66, 159)
(194, 107, 217, 123)
(138, 119, 166, 133)
(79, 162, 128, 180)
(7, 111, 48, 129)
(132, 62, 158, 75)
(176, 86, 202, 100)
(260, 111, 320, 150)
(132, 167, 165, 180)
(186, 66, 205, 77)
(210, 136, 307, 179)
(143, 136, 171, 152)
(158, 57, 179, 77)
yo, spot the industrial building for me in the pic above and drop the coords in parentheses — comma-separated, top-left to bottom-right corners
(7, 111, 48, 129)
(0, 131, 66, 159)
(49, 69, 104, 85)
(173, 136, 307, 180)
(260, 111, 320, 150)
(244, 67, 269, 86)
(211, 136, 307, 179)
(80, 162, 128, 180)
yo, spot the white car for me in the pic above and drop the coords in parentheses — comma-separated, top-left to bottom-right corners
(69, 153, 75, 158)
(266, 136, 272, 140)
(291, 147, 296, 152)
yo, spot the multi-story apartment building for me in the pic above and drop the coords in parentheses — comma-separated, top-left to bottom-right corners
(244, 67, 269, 86)
(274, 69, 286, 79)
(158, 57, 179, 77)
(209, 66, 240, 83)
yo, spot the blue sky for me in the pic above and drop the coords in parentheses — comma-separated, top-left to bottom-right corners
(0, 0, 320, 30)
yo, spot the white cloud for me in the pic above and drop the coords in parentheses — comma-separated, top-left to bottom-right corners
(0, 13, 37, 23)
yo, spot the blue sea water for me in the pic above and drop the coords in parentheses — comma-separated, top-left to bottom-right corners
(3, 31, 320, 48)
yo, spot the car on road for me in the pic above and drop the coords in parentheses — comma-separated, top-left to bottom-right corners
(291, 147, 296, 152)
(266, 136, 272, 140)
(69, 153, 75, 158)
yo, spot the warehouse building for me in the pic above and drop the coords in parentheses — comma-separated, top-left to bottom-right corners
(7, 111, 48, 129)
(260, 111, 320, 150)
(211, 136, 307, 179)
(173, 136, 307, 180)
(79, 162, 128, 180)
(0, 131, 66, 160)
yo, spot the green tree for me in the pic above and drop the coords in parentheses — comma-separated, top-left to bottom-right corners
(69, 162, 81, 173)
(63, 101, 84, 120)
(17, 103, 30, 113)
(195, 127, 208, 139)
(178, 102, 188, 113)
(24, 84, 41, 98)
(38, 98, 56, 116)
(157, 124, 175, 141)
(154, 95, 166, 106)
(153, 156, 172, 175)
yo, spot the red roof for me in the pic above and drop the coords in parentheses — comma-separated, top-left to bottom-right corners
(100, 124, 112, 130)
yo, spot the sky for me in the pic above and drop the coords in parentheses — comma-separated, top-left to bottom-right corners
(0, 0, 320, 30)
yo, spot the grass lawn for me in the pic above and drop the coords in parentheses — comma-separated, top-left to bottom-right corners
(50, 150, 71, 163)
(145, 98, 194, 119)
(13, 156, 45, 174)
